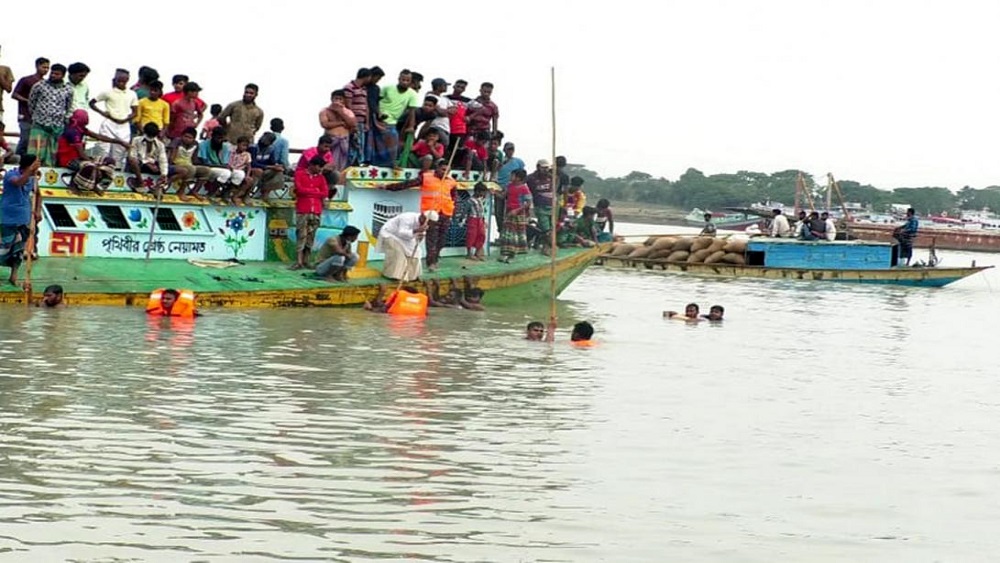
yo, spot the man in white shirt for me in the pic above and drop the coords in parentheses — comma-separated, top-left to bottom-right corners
(770, 208, 791, 237)
(376, 210, 432, 280)
(424, 78, 453, 147)
(821, 211, 837, 241)
(89, 68, 138, 169)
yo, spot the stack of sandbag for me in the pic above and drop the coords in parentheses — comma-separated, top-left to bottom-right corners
(607, 235, 750, 265)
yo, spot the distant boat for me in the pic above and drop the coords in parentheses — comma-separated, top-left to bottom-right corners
(598, 235, 990, 287)
(684, 208, 760, 230)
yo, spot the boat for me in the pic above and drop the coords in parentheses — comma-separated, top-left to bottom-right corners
(843, 221, 1000, 253)
(0, 163, 601, 308)
(597, 235, 991, 287)
(684, 208, 760, 230)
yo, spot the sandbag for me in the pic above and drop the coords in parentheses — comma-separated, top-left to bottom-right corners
(610, 243, 636, 256)
(687, 248, 713, 263)
(721, 252, 746, 265)
(723, 239, 748, 253)
(628, 246, 653, 259)
(651, 236, 677, 251)
(708, 238, 727, 253)
(704, 250, 726, 264)
(643, 236, 659, 247)
(647, 248, 675, 260)
(666, 250, 690, 262)
(690, 237, 714, 253)
(672, 237, 694, 251)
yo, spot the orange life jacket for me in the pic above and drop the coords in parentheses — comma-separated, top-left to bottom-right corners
(386, 289, 428, 316)
(146, 288, 197, 318)
(419, 174, 456, 216)
(571, 339, 597, 347)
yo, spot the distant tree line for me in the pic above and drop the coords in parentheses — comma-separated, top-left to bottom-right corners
(564, 165, 1000, 216)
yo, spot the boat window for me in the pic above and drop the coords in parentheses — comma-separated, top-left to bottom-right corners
(747, 250, 765, 266)
(45, 204, 77, 228)
(96, 206, 131, 230)
(154, 208, 183, 232)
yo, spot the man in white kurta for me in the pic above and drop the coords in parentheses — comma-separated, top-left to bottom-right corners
(377, 210, 433, 280)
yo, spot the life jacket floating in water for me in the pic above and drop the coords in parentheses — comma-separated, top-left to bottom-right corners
(146, 288, 197, 318)
(387, 289, 428, 316)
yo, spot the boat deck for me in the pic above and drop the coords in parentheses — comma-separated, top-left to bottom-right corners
(0, 247, 597, 307)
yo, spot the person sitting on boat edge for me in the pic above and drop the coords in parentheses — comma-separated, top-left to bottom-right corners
(39, 284, 66, 308)
(146, 288, 198, 317)
(558, 206, 599, 248)
(799, 211, 824, 240)
(526, 321, 545, 341)
(699, 212, 717, 237)
(595, 198, 615, 243)
(700, 305, 724, 322)
(664, 303, 701, 321)
(770, 208, 791, 237)
(315, 226, 360, 282)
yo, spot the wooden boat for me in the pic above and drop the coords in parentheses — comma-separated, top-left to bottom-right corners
(0, 164, 600, 307)
(684, 207, 760, 230)
(842, 222, 1000, 253)
(598, 236, 991, 287)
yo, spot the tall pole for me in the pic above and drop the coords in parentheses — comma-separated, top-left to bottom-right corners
(547, 67, 558, 342)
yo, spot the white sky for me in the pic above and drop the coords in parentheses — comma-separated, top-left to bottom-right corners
(4, 0, 998, 190)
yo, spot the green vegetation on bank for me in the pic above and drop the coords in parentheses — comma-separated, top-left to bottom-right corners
(566, 166, 1000, 215)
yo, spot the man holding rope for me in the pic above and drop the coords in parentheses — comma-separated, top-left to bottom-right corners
(0, 155, 41, 287)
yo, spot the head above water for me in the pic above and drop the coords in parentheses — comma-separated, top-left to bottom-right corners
(161, 289, 180, 310)
(571, 321, 594, 342)
(526, 321, 545, 341)
(707, 305, 724, 321)
(42, 284, 64, 307)
(684, 303, 700, 319)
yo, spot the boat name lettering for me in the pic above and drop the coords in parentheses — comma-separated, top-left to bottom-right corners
(100, 236, 206, 255)
(166, 241, 207, 254)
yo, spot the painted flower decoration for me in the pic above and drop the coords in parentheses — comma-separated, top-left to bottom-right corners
(44, 169, 58, 185)
(113, 175, 125, 188)
(75, 208, 90, 222)
(226, 215, 245, 233)
(182, 211, 198, 229)
(368, 167, 379, 179)
(128, 208, 142, 222)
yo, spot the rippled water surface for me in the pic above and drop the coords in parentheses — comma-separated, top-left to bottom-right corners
(1, 225, 999, 562)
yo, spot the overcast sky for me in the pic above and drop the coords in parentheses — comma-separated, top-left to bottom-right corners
(4, 0, 998, 190)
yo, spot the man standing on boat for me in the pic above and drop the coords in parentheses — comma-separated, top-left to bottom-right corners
(318, 89, 356, 172)
(770, 208, 791, 237)
(895, 207, 919, 266)
(343, 68, 371, 166)
(527, 159, 555, 244)
(90, 69, 138, 169)
(374, 69, 419, 167)
(11, 57, 49, 156)
(26, 63, 73, 166)
(0, 155, 41, 287)
(218, 83, 264, 144)
(0, 47, 13, 130)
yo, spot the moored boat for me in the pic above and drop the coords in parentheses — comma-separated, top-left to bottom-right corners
(842, 222, 1000, 253)
(0, 164, 600, 307)
(598, 235, 991, 287)
(684, 207, 760, 230)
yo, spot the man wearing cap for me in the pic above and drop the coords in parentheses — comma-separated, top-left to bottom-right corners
(381, 157, 457, 272)
(376, 210, 431, 281)
(527, 159, 555, 239)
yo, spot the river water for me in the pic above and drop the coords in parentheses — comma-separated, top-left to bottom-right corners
(1, 224, 998, 562)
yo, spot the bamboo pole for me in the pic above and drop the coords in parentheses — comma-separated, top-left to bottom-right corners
(547, 67, 558, 343)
